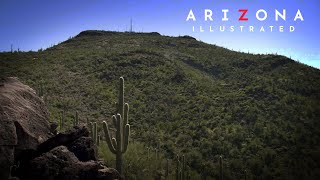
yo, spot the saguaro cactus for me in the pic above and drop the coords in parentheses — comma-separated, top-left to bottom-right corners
(219, 155, 223, 180)
(176, 155, 182, 180)
(147, 147, 150, 159)
(182, 155, 186, 180)
(155, 148, 159, 170)
(97, 135, 101, 146)
(73, 111, 79, 126)
(147, 147, 151, 172)
(88, 122, 93, 137)
(93, 122, 97, 144)
(59, 117, 62, 131)
(165, 159, 169, 177)
(59, 110, 65, 130)
(155, 148, 158, 160)
(186, 166, 191, 180)
(244, 170, 247, 180)
(102, 77, 130, 175)
(37, 83, 44, 97)
(175, 155, 187, 180)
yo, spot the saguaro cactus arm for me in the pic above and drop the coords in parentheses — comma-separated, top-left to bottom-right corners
(112, 137, 117, 149)
(123, 103, 129, 131)
(122, 103, 130, 153)
(122, 124, 130, 153)
(102, 121, 117, 154)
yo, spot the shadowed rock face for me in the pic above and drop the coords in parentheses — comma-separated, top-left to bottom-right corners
(0, 77, 52, 179)
(0, 77, 120, 180)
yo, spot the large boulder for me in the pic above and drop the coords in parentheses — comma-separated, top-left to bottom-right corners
(24, 146, 119, 180)
(0, 77, 52, 179)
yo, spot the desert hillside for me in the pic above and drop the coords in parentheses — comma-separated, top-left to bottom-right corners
(1, 30, 320, 179)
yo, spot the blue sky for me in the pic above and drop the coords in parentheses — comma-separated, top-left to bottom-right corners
(0, 0, 319, 68)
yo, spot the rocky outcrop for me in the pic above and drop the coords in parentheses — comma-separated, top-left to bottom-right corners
(68, 137, 97, 162)
(0, 77, 119, 179)
(37, 125, 89, 154)
(24, 146, 119, 180)
(0, 77, 51, 179)
(15, 125, 119, 180)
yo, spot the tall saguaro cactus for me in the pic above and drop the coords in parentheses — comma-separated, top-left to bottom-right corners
(102, 77, 130, 175)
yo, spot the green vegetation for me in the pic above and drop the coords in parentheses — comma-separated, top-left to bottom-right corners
(1, 30, 320, 179)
